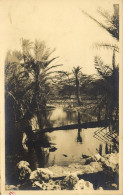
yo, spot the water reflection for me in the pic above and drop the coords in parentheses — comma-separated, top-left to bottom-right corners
(77, 112, 82, 144)
(99, 144, 103, 156)
(77, 129, 82, 144)
(49, 106, 78, 127)
(6, 102, 118, 185)
(23, 107, 85, 169)
(27, 106, 110, 168)
(46, 128, 107, 166)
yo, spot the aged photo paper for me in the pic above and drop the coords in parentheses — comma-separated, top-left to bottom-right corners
(0, 0, 123, 194)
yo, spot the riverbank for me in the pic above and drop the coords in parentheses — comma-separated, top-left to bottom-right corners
(6, 152, 119, 190)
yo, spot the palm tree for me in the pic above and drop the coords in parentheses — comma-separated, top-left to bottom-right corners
(94, 56, 119, 122)
(20, 39, 62, 128)
(82, 4, 119, 126)
(5, 39, 61, 153)
(72, 66, 81, 105)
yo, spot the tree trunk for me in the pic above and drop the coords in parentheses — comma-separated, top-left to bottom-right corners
(75, 74, 80, 105)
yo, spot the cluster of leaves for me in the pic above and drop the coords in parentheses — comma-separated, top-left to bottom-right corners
(5, 39, 61, 133)
(82, 4, 119, 123)
(54, 67, 93, 103)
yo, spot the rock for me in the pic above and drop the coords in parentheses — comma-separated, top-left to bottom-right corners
(48, 165, 71, 177)
(89, 162, 103, 172)
(93, 153, 102, 161)
(32, 181, 42, 190)
(84, 154, 104, 165)
(32, 180, 61, 190)
(48, 163, 103, 178)
(73, 179, 94, 190)
(29, 168, 53, 183)
(98, 186, 104, 190)
(17, 161, 30, 168)
(5, 185, 19, 190)
(87, 153, 119, 175)
(111, 183, 118, 190)
(49, 146, 57, 152)
(101, 153, 119, 174)
(81, 154, 90, 159)
(102, 153, 119, 164)
(61, 174, 79, 190)
(84, 157, 93, 165)
(16, 161, 31, 182)
(62, 154, 68, 157)
(68, 163, 82, 169)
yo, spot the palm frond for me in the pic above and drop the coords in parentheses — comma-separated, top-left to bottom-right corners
(42, 64, 63, 74)
(94, 42, 119, 52)
(94, 56, 112, 77)
(44, 57, 59, 68)
(82, 10, 110, 33)
(81, 8, 119, 40)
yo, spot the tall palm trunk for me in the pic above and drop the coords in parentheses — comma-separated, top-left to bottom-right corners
(75, 72, 80, 105)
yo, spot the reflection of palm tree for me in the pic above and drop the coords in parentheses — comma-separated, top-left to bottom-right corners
(77, 112, 82, 144)
(105, 143, 109, 154)
(77, 129, 82, 144)
(99, 144, 103, 156)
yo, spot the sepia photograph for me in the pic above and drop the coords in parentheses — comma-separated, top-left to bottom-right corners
(0, 0, 122, 194)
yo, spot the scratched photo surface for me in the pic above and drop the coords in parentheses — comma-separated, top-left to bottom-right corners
(1, 0, 120, 193)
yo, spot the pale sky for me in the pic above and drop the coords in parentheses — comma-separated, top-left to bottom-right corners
(0, 0, 120, 75)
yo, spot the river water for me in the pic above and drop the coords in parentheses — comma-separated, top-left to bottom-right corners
(27, 105, 111, 169)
